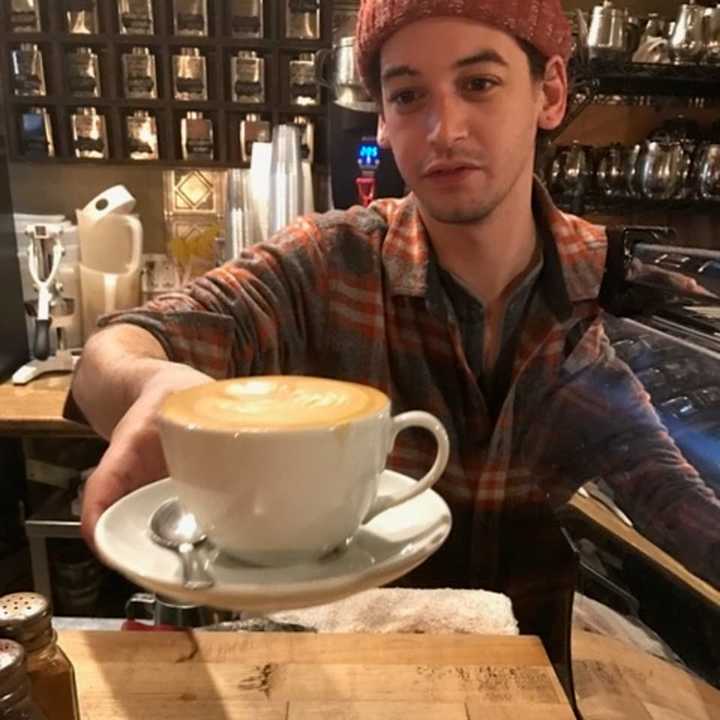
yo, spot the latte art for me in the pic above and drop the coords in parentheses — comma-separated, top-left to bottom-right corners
(161, 376, 388, 431)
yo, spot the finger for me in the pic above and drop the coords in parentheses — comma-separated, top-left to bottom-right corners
(81, 433, 167, 552)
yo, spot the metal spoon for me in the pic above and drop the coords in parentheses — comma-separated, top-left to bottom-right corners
(148, 498, 214, 590)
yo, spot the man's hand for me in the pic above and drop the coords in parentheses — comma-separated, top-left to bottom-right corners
(81, 363, 213, 551)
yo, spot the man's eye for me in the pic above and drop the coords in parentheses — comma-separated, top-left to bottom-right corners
(464, 78, 495, 92)
(389, 90, 420, 106)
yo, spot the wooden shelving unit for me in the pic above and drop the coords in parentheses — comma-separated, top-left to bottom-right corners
(0, 0, 333, 167)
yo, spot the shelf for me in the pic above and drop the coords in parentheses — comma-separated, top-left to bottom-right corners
(0, 0, 335, 166)
(25, 488, 81, 540)
(571, 59, 720, 101)
(554, 194, 720, 216)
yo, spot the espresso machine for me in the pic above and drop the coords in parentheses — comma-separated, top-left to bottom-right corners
(599, 225, 720, 498)
(318, 36, 406, 210)
(327, 102, 406, 210)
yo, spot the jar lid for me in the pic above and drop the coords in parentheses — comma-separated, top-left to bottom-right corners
(0, 593, 53, 649)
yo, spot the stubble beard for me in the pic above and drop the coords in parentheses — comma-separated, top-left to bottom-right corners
(419, 186, 504, 226)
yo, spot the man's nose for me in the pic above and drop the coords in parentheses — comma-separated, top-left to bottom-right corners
(426, 93, 469, 150)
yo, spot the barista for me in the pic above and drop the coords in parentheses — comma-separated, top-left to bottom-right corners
(67, 0, 720, 590)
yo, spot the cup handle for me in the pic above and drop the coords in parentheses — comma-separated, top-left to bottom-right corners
(363, 411, 450, 523)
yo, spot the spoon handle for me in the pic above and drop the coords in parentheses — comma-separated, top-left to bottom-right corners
(178, 542, 214, 589)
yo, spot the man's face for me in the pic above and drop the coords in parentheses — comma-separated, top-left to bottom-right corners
(377, 17, 564, 225)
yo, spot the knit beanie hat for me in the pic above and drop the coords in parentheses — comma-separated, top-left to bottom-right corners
(355, 0, 572, 92)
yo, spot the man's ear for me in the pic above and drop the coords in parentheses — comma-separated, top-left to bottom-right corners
(537, 56, 568, 132)
(377, 113, 391, 149)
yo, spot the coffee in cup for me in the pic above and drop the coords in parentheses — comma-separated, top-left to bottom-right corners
(157, 375, 450, 566)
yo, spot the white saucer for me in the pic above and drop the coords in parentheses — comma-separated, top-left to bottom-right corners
(95, 470, 452, 612)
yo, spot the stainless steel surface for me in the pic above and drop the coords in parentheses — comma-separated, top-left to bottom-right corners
(286, 0, 319, 40)
(125, 592, 235, 628)
(695, 143, 720, 200)
(148, 498, 214, 590)
(587, 0, 629, 60)
(595, 144, 626, 198)
(289, 52, 319, 106)
(549, 143, 592, 195)
(632, 36, 671, 64)
(316, 36, 377, 113)
(705, 5, 720, 63)
(624, 143, 643, 197)
(669, 0, 708, 64)
(232, 51, 265, 104)
(636, 141, 691, 200)
(640, 13, 669, 44)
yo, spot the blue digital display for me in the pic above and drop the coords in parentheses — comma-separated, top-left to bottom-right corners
(357, 139, 381, 171)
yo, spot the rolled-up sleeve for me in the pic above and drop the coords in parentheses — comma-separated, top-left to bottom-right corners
(97, 215, 329, 380)
(526, 320, 720, 587)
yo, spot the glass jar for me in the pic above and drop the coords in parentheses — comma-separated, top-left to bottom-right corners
(0, 638, 48, 720)
(0, 594, 79, 720)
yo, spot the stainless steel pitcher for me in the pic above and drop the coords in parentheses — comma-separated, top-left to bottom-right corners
(636, 141, 691, 200)
(669, 0, 708, 64)
(595, 144, 626, 198)
(316, 36, 377, 113)
(695, 144, 720, 200)
(587, 1, 629, 60)
(704, 5, 720, 63)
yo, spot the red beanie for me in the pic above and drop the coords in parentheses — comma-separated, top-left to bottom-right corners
(355, 0, 572, 91)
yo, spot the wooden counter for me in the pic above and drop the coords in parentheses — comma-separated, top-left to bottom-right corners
(57, 629, 720, 720)
(0, 374, 90, 435)
(61, 630, 574, 719)
(568, 493, 720, 610)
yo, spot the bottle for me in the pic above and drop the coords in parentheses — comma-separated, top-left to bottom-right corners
(239, 113, 271, 163)
(71, 107, 108, 159)
(65, 47, 101, 98)
(9, 0, 41, 32)
(173, 0, 208, 36)
(122, 46, 157, 99)
(173, 48, 207, 101)
(0, 639, 48, 720)
(11, 44, 46, 97)
(66, 0, 98, 34)
(293, 115, 314, 163)
(181, 111, 214, 161)
(19, 107, 54, 158)
(231, 51, 265, 104)
(288, 52, 318, 106)
(118, 0, 155, 35)
(0, 593, 79, 720)
(286, 0, 320, 39)
(126, 110, 158, 159)
(230, 0, 263, 38)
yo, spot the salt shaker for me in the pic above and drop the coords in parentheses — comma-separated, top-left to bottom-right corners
(0, 593, 79, 720)
(0, 638, 48, 719)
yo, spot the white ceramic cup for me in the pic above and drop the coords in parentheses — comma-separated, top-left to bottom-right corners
(157, 376, 450, 566)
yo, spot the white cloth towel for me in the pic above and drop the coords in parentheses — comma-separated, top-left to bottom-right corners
(267, 588, 519, 635)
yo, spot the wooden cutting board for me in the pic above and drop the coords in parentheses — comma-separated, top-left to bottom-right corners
(572, 631, 720, 720)
(58, 630, 574, 719)
(57, 630, 720, 720)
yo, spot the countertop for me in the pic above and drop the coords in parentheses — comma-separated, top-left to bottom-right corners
(57, 628, 720, 720)
(0, 374, 89, 435)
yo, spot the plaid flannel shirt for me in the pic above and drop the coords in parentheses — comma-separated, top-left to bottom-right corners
(103, 182, 720, 588)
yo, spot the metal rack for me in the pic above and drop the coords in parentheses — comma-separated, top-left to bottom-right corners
(0, 0, 334, 167)
(549, 58, 720, 216)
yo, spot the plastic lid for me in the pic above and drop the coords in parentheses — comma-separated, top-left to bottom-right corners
(77, 185, 136, 226)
